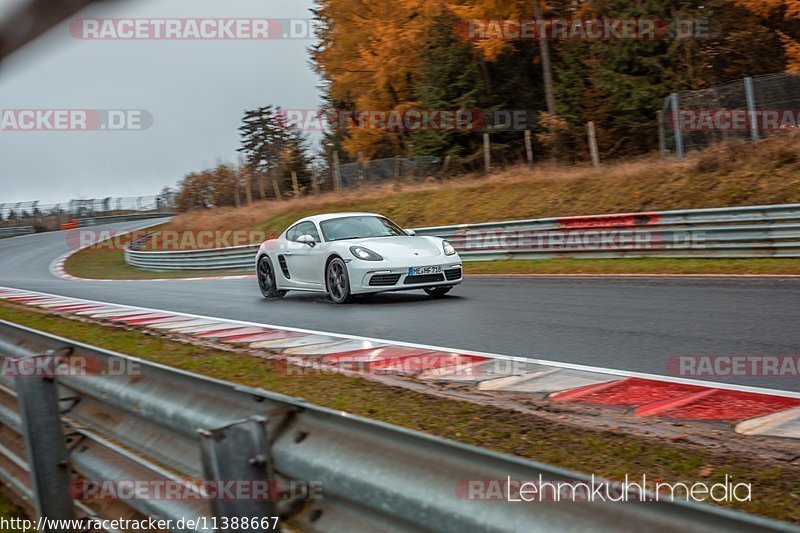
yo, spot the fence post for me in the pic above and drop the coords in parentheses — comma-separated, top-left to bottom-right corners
(744, 76, 759, 141)
(311, 167, 320, 195)
(586, 121, 600, 167)
(244, 170, 253, 207)
(258, 173, 266, 200)
(332, 151, 342, 192)
(393, 157, 402, 189)
(524, 130, 534, 166)
(657, 110, 666, 159)
(13, 355, 77, 524)
(291, 171, 300, 196)
(357, 152, 365, 182)
(199, 416, 278, 528)
(670, 93, 684, 160)
(271, 177, 282, 201)
(483, 133, 491, 174)
(441, 155, 451, 179)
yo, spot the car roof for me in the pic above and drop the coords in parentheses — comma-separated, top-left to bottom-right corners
(294, 212, 383, 225)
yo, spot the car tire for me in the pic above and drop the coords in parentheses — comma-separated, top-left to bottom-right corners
(424, 286, 452, 298)
(326, 257, 352, 304)
(257, 256, 287, 299)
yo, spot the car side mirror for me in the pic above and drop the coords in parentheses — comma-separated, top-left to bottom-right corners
(297, 234, 316, 246)
(405, 229, 416, 236)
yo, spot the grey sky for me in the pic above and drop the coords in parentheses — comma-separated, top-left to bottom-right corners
(0, 0, 321, 204)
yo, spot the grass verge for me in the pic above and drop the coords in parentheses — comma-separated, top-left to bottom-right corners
(62, 227, 251, 280)
(0, 301, 797, 523)
(465, 258, 800, 275)
(65, 244, 800, 280)
(0, 491, 29, 529)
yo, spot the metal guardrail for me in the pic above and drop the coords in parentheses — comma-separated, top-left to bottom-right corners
(125, 242, 260, 271)
(0, 320, 794, 532)
(122, 204, 800, 271)
(75, 212, 175, 228)
(0, 227, 34, 238)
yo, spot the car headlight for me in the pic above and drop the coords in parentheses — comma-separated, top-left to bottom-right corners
(350, 246, 383, 261)
(443, 240, 456, 256)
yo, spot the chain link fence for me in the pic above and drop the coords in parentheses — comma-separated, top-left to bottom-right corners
(660, 72, 800, 158)
(337, 156, 443, 189)
(0, 193, 176, 230)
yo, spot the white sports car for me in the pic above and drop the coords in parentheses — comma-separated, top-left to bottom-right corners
(255, 213, 463, 303)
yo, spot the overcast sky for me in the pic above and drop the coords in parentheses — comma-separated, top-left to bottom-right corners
(0, 0, 322, 204)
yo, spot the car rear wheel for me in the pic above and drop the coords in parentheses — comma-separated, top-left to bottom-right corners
(327, 258, 352, 304)
(424, 286, 452, 298)
(257, 256, 287, 299)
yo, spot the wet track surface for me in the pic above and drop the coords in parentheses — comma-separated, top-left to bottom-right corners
(1, 220, 799, 391)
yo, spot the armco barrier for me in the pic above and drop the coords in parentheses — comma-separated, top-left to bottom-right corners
(74, 212, 175, 228)
(122, 204, 800, 271)
(0, 319, 793, 532)
(0, 226, 34, 238)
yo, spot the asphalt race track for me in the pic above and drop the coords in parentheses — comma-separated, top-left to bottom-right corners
(1, 220, 799, 392)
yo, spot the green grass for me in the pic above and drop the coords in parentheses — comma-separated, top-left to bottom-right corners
(0, 491, 29, 531)
(0, 301, 797, 523)
(465, 258, 800, 275)
(66, 244, 800, 280)
(63, 247, 251, 280)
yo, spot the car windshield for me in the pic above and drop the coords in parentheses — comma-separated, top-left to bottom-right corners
(320, 216, 406, 242)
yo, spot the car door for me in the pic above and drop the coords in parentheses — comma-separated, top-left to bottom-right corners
(283, 221, 325, 288)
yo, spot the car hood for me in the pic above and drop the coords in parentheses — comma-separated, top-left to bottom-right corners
(349, 236, 443, 258)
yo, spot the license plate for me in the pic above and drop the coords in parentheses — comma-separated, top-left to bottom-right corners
(410, 265, 442, 276)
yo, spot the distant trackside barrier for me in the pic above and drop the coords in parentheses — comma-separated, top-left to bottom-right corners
(121, 204, 800, 271)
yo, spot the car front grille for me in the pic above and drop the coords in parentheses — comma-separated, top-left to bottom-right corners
(444, 267, 462, 281)
(369, 273, 401, 286)
(404, 273, 445, 285)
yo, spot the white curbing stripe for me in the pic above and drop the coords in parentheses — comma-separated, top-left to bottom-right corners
(735, 407, 800, 437)
(478, 369, 619, 394)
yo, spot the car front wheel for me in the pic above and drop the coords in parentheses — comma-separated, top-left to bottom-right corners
(257, 256, 287, 299)
(327, 258, 352, 304)
(424, 286, 452, 298)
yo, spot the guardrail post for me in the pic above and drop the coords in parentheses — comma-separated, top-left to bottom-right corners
(744, 76, 759, 141)
(13, 355, 77, 528)
(199, 416, 279, 531)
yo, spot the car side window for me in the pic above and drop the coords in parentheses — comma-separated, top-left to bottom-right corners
(290, 221, 320, 242)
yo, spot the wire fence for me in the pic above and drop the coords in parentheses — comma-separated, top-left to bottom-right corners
(0, 193, 176, 229)
(337, 156, 443, 189)
(660, 72, 800, 158)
